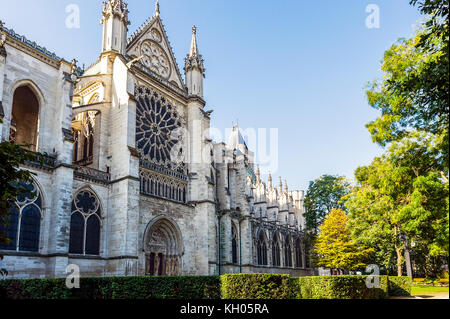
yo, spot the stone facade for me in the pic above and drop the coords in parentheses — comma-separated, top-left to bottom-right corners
(0, 1, 313, 279)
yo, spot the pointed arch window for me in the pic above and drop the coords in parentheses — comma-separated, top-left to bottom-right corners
(256, 230, 267, 266)
(69, 190, 101, 255)
(0, 182, 42, 252)
(272, 233, 281, 267)
(295, 238, 303, 268)
(72, 111, 97, 166)
(284, 235, 293, 267)
(231, 224, 238, 264)
(9, 86, 40, 152)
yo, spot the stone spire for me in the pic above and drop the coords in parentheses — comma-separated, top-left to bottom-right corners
(268, 171, 272, 188)
(278, 177, 283, 194)
(185, 26, 205, 96)
(189, 26, 199, 57)
(155, 0, 160, 16)
(256, 165, 261, 183)
(284, 180, 288, 193)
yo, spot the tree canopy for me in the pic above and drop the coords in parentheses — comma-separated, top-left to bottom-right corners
(345, 0, 449, 278)
(366, 0, 449, 174)
(304, 175, 351, 232)
(313, 209, 373, 273)
(345, 133, 449, 277)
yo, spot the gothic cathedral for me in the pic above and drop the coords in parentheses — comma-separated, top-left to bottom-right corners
(0, 1, 313, 278)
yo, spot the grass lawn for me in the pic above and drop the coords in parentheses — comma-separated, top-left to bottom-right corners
(411, 285, 449, 295)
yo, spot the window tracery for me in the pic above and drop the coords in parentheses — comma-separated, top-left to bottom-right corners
(136, 85, 188, 203)
(0, 181, 42, 252)
(69, 189, 101, 255)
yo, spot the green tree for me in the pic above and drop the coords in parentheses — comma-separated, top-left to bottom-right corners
(366, 0, 449, 175)
(356, 0, 449, 277)
(0, 118, 40, 276)
(313, 209, 373, 274)
(304, 175, 351, 232)
(345, 134, 449, 277)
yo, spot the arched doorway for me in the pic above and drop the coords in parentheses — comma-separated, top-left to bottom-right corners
(144, 217, 182, 276)
(9, 86, 40, 151)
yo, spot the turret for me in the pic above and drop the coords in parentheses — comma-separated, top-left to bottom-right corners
(100, 0, 130, 55)
(184, 26, 205, 97)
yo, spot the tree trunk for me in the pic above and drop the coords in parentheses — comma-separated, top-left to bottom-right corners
(394, 226, 403, 276)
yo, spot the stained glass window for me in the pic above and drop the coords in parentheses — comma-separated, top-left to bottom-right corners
(0, 207, 19, 251)
(69, 190, 101, 255)
(135, 86, 185, 174)
(0, 182, 42, 252)
(18, 206, 41, 252)
(136, 85, 188, 203)
(69, 212, 84, 254)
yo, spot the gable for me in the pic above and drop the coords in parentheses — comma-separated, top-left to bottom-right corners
(126, 17, 186, 91)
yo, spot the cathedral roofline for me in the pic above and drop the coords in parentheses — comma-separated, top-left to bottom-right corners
(0, 24, 83, 75)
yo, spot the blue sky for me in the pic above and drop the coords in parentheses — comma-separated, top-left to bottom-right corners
(0, 0, 424, 191)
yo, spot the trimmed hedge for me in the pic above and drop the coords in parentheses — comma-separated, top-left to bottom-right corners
(221, 273, 291, 299)
(388, 276, 412, 296)
(0, 276, 221, 299)
(290, 275, 388, 299)
(0, 274, 412, 299)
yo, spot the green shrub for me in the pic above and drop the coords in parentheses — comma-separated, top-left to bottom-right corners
(220, 273, 291, 299)
(0, 276, 220, 299)
(388, 276, 412, 296)
(290, 275, 388, 299)
(0, 274, 411, 299)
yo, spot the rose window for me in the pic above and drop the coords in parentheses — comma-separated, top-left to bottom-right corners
(135, 86, 186, 173)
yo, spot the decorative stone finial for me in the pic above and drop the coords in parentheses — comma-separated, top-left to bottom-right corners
(155, 0, 160, 16)
(189, 25, 199, 57)
(256, 165, 261, 183)
(284, 180, 288, 193)
(184, 24, 206, 81)
(71, 59, 78, 74)
(0, 20, 6, 48)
